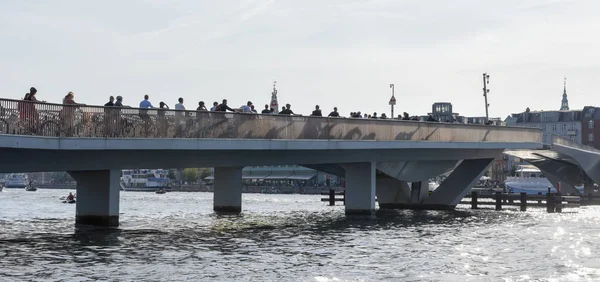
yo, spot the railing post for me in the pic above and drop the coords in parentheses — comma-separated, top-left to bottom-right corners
(520, 192, 527, 212)
(471, 191, 478, 209)
(495, 192, 502, 211)
(537, 192, 542, 204)
(555, 193, 562, 213)
(329, 189, 335, 206)
(546, 192, 555, 213)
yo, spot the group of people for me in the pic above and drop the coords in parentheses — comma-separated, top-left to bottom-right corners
(13, 87, 429, 124)
(99, 94, 343, 119)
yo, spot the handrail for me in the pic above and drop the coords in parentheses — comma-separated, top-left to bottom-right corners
(551, 134, 600, 153)
(0, 98, 543, 142)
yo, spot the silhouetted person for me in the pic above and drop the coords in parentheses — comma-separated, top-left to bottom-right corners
(279, 103, 293, 115)
(104, 96, 114, 107)
(371, 112, 378, 119)
(311, 105, 322, 117)
(215, 99, 235, 112)
(261, 104, 271, 114)
(197, 101, 207, 111)
(426, 115, 437, 122)
(402, 112, 410, 120)
(328, 107, 340, 117)
(210, 101, 219, 111)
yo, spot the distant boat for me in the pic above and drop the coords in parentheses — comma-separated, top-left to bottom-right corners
(5, 174, 28, 188)
(120, 169, 171, 192)
(505, 165, 583, 194)
(428, 180, 439, 192)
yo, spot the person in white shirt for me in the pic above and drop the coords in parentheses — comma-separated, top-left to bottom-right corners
(175, 97, 185, 123)
(240, 101, 253, 113)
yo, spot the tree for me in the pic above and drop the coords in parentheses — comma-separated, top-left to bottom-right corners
(199, 168, 212, 181)
(167, 170, 176, 180)
(184, 168, 199, 183)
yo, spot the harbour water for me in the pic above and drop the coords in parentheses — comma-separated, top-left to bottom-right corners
(1, 190, 600, 281)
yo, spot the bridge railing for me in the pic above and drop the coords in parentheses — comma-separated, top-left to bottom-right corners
(0, 98, 542, 142)
(551, 134, 600, 153)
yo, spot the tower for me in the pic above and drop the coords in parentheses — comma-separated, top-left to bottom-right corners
(270, 81, 279, 113)
(560, 77, 569, 111)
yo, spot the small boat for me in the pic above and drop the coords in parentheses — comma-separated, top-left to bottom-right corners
(25, 186, 37, 191)
(155, 190, 166, 194)
(62, 200, 76, 204)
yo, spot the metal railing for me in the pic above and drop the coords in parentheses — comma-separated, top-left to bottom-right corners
(551, 134, 600, 153)
(0, 98, 543, 143)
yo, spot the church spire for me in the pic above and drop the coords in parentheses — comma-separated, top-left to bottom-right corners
(560, 76, 569, 111)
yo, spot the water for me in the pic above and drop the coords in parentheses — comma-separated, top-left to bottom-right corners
(1, 190, 600, 281)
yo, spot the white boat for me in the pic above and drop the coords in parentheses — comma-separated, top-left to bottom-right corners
(428, 181, 439, 192)
(505, 165, 583, 194)
(120, 169, 171, 192)
(5, 174, 29, 188)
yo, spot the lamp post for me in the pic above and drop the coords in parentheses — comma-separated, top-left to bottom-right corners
(482, 73, 490, 123)
(389, 84, 396, 118)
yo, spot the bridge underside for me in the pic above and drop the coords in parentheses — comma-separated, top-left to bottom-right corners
(505, 144, 600, 196)
(0, 136, 536, 227)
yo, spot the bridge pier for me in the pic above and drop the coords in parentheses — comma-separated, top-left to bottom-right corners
(376, 176, 411, 208)
(424, 158, 495, 209)
(213, 167, 243, 213)
(68, 169, 120, 227)
(342, 162, 376, 215)
(410, 181, 428, 203)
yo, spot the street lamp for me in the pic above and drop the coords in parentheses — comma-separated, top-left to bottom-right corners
(482, 73, 490, 123)
(389, 84, 396, 118)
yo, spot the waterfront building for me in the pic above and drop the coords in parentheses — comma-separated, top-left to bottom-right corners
(504, 79, 585, 170)
(505, 108, 582, 144)
(581, 106, 600, 149)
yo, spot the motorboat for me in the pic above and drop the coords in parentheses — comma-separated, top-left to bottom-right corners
(121, 169, 171, 192)
(505, 165, 583, 194)
(5, 174, 28, 188)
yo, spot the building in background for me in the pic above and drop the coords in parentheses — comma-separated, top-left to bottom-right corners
(581, 106, 600, 149)
(504, 108, 583, 144)
(503, 79, 585, 172)
(418, 102, 504, 125)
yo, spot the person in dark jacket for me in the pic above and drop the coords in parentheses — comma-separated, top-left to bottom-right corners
(310, 105, 322, 116)
(261, 104, 271, 114)
(215, 99, 235, 112)
(279, 104, 294, 115)
(328, 107, 340, 117)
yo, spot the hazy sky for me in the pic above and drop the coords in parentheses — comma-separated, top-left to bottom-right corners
(1, 0, 598, 118)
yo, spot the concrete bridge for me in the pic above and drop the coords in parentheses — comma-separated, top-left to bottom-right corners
(0, 98, 543, 227)
(505, 135, 600, 196)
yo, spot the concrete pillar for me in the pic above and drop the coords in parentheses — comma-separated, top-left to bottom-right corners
(213, 167, 242, 213)
(68, 169, 120, 227)
(410, 181, 428, 203)
(341, 162, 376, 215)
(424, 158, 495, 208)
(376, 176, 411, 208)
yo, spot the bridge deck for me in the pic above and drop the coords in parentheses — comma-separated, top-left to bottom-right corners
(0, 98, 542, 143)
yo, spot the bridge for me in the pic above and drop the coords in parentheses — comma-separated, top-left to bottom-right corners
(0, 98, 544, 227)
(505, 135, 600, 196)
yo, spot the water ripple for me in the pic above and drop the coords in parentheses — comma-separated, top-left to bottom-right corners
(1, 190, 600, 281)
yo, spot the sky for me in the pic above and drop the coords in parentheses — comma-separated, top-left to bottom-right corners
(1, 0, 599, 118)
